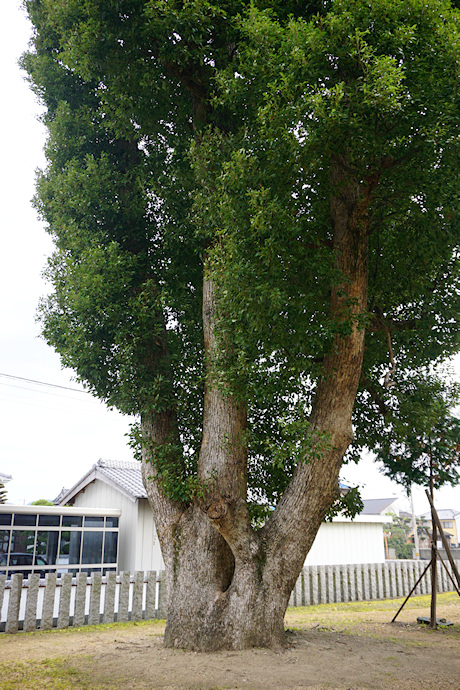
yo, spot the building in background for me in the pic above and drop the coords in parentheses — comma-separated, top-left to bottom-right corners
(55, 459, 164, 573)
(56, 459, 389, 571)
(419, 508, 460, 548)
(360, 497, 400, 516)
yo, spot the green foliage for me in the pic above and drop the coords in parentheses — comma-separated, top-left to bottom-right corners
(383, 513, 428, 559)
(324, 486, 364, 522)
(30, 499, 54, 506)
(0, 483, 7, 505)
(202, 0, 460, 384)
(193, 0, 460, 503)
(373, 376, 460, 491)
(129, 423, 212, 503)
(23, 0, 460, 512)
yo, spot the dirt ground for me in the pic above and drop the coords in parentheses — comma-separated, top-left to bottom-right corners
(0, 593, 459, 689)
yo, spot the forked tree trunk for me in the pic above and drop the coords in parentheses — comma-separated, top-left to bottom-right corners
(142, 159, 372, 651)
(158, 506, 291, 651)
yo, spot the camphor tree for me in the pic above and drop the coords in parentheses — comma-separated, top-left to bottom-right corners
(23, 0, 459, 650)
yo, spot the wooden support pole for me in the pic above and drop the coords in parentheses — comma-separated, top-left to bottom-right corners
(429, 460, 437, 629)
(423, 527, 460, 596)
(391, 558, 433, 623)
(425, 490, 460, 590)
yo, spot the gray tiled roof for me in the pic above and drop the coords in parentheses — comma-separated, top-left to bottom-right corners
(96, 459, 147, 499)
(361, 498, 398, 515)
(420, 508, 460, 520)
(55, 458, 147, 505)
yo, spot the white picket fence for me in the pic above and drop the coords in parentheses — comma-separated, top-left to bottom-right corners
(1, 559, 458, 633)
(0, 570, 166, 634)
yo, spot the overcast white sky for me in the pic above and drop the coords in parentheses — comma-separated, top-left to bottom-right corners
(1, 2, 459, 516)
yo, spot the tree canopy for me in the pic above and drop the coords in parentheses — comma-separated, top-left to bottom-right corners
(374, 376, 460, 491)
(22, 0, 460, 650)
(24, 0, 460, 512)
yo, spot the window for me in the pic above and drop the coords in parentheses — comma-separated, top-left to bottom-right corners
(84, 516, 104, 528)
(0, 529, 9, 554)
(59, 531, 82, 565)
(36, 531, 59, 565)
(62, 515, 82, 528)
(103, 532, 118, 563)
(82, 532, 103, 564)
(0, 509, 120, 578)
(13, 514, 36, 527)
(38, 514, 60, 527)
(10, 530, 35, 556)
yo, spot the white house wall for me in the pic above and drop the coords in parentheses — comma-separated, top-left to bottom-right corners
(304, 520, 386, 566)
(71, 479, 138, 572)
(135, 499, 165, 571)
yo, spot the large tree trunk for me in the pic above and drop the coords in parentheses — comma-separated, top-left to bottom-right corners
(142, 159, 372, 651)
(158, 505, 291, 651)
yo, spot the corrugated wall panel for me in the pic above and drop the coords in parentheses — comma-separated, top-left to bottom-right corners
(304, 521, 386, 566)
(135, 500, 165, 571)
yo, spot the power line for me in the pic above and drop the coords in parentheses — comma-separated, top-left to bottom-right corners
(0, 372, 89, 394)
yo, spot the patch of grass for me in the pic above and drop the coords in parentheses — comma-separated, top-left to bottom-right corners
(1, 618, 166, 641)
(286, 591, 458, 619)
(0, 656, 112, 689)
(285, 592, 460, 644)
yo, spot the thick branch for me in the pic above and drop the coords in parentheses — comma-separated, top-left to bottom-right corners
(141, 410, 186, 572)
(261, 156, 370, 592)
(139, 312, 187, 552)
(368, 315, 418, 332)
(198, 267, 251, 551)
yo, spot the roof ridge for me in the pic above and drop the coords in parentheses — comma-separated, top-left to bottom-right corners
(97, 458, 139, 469)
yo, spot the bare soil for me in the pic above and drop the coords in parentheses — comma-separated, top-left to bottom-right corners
(0, 593, 458, 689)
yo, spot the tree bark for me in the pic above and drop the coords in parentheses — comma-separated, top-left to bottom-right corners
(142, 158, 373, 651)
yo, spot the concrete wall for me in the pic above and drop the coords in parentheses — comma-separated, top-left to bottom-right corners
(420, 547, 460, 561)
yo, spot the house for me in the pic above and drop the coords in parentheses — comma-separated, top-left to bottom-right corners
(419, 508, 460, 548)
(56, 459, 390, 572)
(55, 459, 164, 573)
